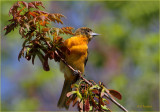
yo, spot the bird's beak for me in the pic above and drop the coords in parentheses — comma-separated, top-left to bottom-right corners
(90, 32, 100, 36)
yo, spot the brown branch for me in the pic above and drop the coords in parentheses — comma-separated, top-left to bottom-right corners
(46, 41, 128, 112)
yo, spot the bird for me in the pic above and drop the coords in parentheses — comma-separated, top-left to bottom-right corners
(57, 27, 99, 109)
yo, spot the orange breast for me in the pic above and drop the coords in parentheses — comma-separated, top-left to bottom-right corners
(64, 36, 88, 74)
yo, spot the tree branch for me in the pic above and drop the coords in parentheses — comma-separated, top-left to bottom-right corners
(45, 40, 128, 112)
(54, 50, 128, 112)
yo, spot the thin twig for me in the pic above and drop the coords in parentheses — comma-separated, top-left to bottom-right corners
(47, 42, 128, 112)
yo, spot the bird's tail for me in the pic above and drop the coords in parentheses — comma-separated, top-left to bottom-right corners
(57, 79, 72, 109)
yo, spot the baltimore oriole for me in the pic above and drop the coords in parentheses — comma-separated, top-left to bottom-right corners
(57, 27, 99, 109)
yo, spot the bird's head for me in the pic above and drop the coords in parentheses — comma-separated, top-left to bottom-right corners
(74, 27, 100, 41)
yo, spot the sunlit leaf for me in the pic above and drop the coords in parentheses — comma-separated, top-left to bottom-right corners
(101, 105, 109, 111)
(66, 91, 77, 98)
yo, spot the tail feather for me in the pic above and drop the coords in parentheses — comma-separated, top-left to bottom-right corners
(57, 79, 72, 109)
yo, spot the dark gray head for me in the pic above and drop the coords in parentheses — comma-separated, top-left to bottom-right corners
(74, 27, 100, 40)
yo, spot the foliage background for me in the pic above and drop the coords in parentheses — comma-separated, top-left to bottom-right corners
(1, 1, 159, 111)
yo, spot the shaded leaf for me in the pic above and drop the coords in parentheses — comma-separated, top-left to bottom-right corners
(66, 96, 73, 106)
(4, 23, 17, 35)
(32, 54, 36, 65)
(24, 23, 30, 31)
(91, 89, 99, 94)
(25, 52, 31, 61)
(18, 47, 26, 61)
(72, 97, 78, 107)
(48, 51, 54, 59)
(90, 95, 97, 108)
(43, 55, 50, 71)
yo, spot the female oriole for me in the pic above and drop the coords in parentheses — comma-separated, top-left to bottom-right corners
(57, 27, 99, 109)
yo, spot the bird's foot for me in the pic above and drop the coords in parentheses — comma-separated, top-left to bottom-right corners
(73, 70, 81, 77)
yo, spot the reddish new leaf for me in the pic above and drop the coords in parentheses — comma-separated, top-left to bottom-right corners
(66, 96, 73, 106)
(39, 15, 46, 22)
(61, 27, 74, 35)
(92, 89, 99, 95)
(84, 97, 90, 111)
(42, 28, 49, 32)
(72, 97, 78, 107)
(66, 91, 76, 98)
(21, 1, 28, 9)
(108, 89, 122, 100)
(43, 55, 50, 71)
(18, 47, 27, 61)
(4, 23, 17, 35)
(28, 2, 35, 9)
(48, 51, 54, 59)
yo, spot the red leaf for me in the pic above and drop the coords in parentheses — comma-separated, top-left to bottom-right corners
(4, 23, 17, 35)
(16, 17, 21, 23)
(90, 96, 97, 108)
(84, 97, 90, 111)
(108, 89, 122, 100)
(39, 15, 46, 22)
(42, 28, 49, 32)
(21, 1, 28, 8)
(9, 2, 19, 16)
(48, 51, 54, 59)
(29, 12, 37, 17)
(92, 89, 99, 94)
(33, 1, 45, 9)
(61, 27, 74, 35)
(43, 56, 50, 71)
(28, 2, 35, 9)
(66, 96, 73, 106)
(72, 97, 78, 107)
(18, 47, 26, 61)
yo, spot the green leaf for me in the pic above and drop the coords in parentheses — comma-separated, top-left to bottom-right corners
(66, 91, 77, 97)
(101, 105, 109, 111)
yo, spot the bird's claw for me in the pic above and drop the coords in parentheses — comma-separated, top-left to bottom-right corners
(73, 70, 81, 76)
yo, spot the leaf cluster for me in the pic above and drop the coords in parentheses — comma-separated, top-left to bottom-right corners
(66, 80, 122, 111)
(4, 1, 74, 71)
